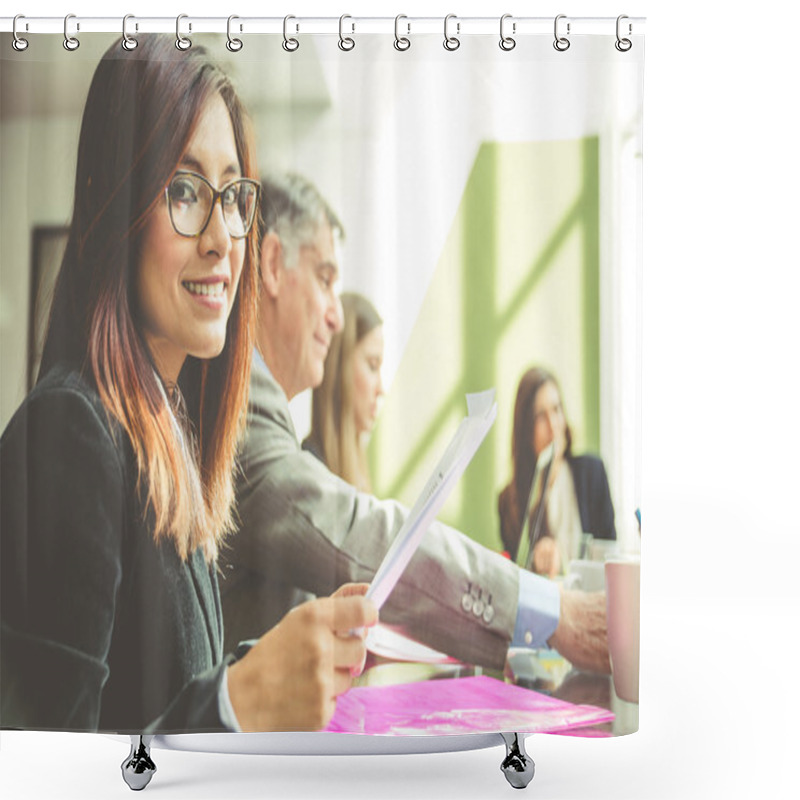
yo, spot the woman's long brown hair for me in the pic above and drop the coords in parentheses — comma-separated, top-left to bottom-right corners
(307, 292, 382, 492)
(40, 35, 258, 561)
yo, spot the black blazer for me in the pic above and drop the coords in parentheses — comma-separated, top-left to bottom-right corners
(568, 454, 617, 542)
(1, 364, 232, 733)
(499, 453, 616, 561)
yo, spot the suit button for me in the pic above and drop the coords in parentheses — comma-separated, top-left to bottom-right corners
(472, 599, 485, 617)
(461, 593, 473, 613)
(482, 605, 495, 624)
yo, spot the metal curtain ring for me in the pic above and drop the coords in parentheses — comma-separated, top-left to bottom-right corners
(443, 14, 460, 51)
(394, 14, 410, 51)
(63, 13, 80, 51)
(12, 15, 29, 51)
(122, 15, 138, 51)
(227, 15, 243, 52)
(283, 15, 299, 52)
(499, 13, 516, 51)
(176, 14, 191, 50)
(338, 15, 355, 51)
(553, 14, 570, 52)
(615, 14, 632, 52)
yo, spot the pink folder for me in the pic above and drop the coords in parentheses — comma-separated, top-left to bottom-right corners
(326, 675, 614, 736)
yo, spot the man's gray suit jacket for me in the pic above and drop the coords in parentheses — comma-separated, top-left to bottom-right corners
(219, 355, 522, 670)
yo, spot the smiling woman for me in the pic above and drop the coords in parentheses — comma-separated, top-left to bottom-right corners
(136, 95, 259, 386)
(0, 34, 376, 746)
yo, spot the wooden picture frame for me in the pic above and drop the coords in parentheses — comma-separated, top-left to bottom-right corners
(28, 226, 68, 390)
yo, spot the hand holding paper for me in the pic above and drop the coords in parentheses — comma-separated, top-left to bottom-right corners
(366, 389, 497, 610)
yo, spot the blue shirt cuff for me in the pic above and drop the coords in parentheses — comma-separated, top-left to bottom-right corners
(512, 570, 560, 648)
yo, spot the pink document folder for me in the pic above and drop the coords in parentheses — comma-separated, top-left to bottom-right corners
(326, 675, 614, 736)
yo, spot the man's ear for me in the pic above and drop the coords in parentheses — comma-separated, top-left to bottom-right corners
(259, 232, 284, 299)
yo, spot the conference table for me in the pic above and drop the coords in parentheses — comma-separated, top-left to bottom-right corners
(350, 629, 639, 737)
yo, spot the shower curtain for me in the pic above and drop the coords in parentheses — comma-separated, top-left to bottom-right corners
(0, 16, 643, 748)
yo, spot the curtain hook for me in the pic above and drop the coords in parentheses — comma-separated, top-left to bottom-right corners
(553, 14, 570, 52)
(12, 15, 29, 52)
(615, 14, 632, 52)
(63, 13, 80, 51)
(443, 14, 460, 51)
(499, 14, 516, 51)
(176, 14, 191, 50)
(227, 15, 243, 52)
(122, 15, 138, 51)
(339, 14, 355, 51)
(394, 14, 411, 51)
(283, 15, 299, 52)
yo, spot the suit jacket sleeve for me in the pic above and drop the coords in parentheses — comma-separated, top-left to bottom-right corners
(1, 385, 231, 733)
(229, 364, 521, 671)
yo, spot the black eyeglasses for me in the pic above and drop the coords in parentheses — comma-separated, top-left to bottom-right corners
(165, 170, 260, 239)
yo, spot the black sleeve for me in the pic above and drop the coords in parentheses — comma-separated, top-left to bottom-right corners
(584, 457, 617, 541)
(1, 388, 126, 730)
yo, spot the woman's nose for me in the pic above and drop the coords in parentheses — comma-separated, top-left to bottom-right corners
(199, 201, 232, 258)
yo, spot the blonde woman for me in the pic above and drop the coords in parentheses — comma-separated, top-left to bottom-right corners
(303, 292, 384, 492)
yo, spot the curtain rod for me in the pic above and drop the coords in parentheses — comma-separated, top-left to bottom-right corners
(1, 16, 646, 37)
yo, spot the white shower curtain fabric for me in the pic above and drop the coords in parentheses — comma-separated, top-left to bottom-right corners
(0, 28, 643, 738)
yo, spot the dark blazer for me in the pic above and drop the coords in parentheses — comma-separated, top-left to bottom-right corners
(1, 364, 232, 734)
(498, 454, 616, 562)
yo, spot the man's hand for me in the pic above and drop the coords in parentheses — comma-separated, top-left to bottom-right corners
(227, 583, 378, 732)
(547, 588, 610, 674)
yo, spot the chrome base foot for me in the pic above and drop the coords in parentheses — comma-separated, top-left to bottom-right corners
(121, 735, 156, 791)
(500, 732, 535, 789)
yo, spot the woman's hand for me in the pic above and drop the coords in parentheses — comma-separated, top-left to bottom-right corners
(227, 583, 377, 732)
(532, 536, 561, 578)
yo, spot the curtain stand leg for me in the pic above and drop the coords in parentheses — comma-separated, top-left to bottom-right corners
(121, 734, 156, 791)
(500, 732, 535, 789)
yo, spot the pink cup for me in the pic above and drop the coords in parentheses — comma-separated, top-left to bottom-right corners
(604, 558, 640, 703)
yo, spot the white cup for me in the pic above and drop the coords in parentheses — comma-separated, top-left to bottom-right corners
(604, 557, 640, 704)
(564, 559, 606, 592)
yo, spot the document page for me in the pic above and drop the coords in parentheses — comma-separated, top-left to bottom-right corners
(366, 389, 497, 610)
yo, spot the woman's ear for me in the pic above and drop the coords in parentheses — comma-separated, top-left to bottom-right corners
(259, 232, 284, 299)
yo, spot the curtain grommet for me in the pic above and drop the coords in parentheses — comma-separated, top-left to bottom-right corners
(227, 15, 243, 52)
(394, 14, 411, 51)
(12, 14, 29, 51)
(499, 14, 516, 51)
(121, 14, 138, 51)
(175, 14, 191, 51)
(444, 14, 460, 51)
(63, 13, 80, 51)
(615, 15, 633, 52)
(553, 14, 570, 52)
(282, 15, 299, 52)
(338, 14, 355, 51)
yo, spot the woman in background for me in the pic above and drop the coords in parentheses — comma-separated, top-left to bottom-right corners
(303, 292, 384, 492)
(0, 35, 375, 737)
(498, 366, 616, 577)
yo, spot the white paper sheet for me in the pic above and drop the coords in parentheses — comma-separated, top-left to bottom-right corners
(366, 389, 497, 610)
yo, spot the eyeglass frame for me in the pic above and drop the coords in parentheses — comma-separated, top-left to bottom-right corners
(164, 169, 261, 240)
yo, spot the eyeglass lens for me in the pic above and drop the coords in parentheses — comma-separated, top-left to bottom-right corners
(168, 173, 258, 238)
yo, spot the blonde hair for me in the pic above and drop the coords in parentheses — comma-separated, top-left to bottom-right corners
(306, 293, 381, 492)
